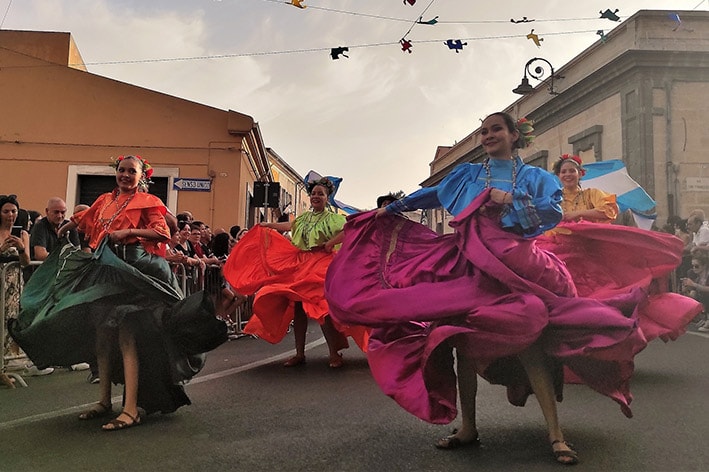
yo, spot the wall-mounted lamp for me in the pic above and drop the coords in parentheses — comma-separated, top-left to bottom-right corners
(512, 57, 562, 95)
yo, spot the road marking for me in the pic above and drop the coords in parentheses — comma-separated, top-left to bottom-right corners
(0, 338, 325, 430)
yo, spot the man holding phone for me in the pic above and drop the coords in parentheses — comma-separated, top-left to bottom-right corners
(29, 197, 80, 261)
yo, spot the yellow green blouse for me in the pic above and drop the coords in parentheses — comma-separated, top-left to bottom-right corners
(290, 210, 346, 250)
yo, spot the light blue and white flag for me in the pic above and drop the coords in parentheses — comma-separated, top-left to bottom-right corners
(581, 159, 656, 229)
(303, 170, 360, 215)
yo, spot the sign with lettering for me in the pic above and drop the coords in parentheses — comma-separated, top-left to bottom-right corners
(686, 177, 709, 192)
(173, 178, 212, 192)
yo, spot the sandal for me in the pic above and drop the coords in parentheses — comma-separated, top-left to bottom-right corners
(102, 410, 142, 431)
(435, 429, 480, 450)
(551, 439, 579, 465)
(328, 353, 344, 369)
(78, 402, 112, 420)
(283, 355, 306, 367)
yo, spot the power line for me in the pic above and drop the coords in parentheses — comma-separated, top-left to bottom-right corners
(0, 29, 603, 69)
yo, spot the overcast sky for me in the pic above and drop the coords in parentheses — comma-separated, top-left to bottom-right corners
(2, 0, 705, 209)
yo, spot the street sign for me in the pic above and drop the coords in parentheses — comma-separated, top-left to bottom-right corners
(173, 178, 212, 192)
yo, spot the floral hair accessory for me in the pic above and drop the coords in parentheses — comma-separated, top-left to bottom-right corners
(516, 117, 535, 148)
(110, 155, 154, 191)
(554, 154, 586, 176)
(307, 177, 335, 196)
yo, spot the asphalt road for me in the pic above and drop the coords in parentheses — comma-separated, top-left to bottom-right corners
(2, 323, 708, 472)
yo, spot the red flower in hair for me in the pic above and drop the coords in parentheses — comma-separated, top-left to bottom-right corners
(561, 153, 583, 166)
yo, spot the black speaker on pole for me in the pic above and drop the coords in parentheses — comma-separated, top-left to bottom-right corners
(252, 181, 280, 208)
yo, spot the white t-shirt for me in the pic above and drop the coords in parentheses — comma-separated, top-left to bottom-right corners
(693, 221, 709, 246)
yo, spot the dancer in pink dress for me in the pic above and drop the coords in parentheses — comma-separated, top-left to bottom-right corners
(325, 113, 679, 466)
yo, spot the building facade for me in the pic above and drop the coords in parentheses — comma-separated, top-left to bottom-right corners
(424, 10, 709, 233)
(0, 30, 272, 232)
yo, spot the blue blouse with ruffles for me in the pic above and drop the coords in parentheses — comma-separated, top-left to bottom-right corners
(386, 156, 563, 237)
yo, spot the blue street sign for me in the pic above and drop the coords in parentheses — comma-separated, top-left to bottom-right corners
(173, 178, 212, 192)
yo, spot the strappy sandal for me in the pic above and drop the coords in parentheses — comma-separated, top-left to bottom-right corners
(102, 410, 142, 431)
(78, 402, 112, 420)
(435, 428, 480, 450)
(328, 353, 344, 369)
(283, 355, 306, 367)
(551, 439, 579, 465)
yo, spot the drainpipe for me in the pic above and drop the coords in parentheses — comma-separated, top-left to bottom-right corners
(665, 81, 678, 219)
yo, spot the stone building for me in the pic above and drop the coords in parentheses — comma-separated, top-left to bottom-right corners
(424, 10, 709, 234)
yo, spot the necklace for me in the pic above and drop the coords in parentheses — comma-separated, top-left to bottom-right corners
(483, 157, 518, 193)
(562, 187, 585, 210)
(98, 191, 135, 231)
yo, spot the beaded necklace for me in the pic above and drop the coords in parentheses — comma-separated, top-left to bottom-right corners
(562, 187, 586, 211)
(98, 190, 135, 231)
(483, 157, 518, 193)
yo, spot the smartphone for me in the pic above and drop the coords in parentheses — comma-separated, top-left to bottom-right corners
(11, 226, 22, 238)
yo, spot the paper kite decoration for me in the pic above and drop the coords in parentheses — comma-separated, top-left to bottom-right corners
(526, 29, 543, 47)
(287, 0, 306, 8)
(330, 47, 349, 60)
(417, 16, 439, 25)
(403, 0, 416, 5)
(599, 9, 620, 22)
(444, 39, 468, 53)
(511, 17, 534, 24)
(400, 38, 413, 53)
(596, 30, 607, 42)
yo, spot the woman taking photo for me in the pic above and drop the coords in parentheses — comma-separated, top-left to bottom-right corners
(1, 194, 31, 387)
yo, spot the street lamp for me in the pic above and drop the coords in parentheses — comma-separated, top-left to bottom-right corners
(512, 57, 561, 95)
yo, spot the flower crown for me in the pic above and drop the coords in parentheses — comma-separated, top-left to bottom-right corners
(110, 155, 154, 190)
(555, 154, 585, 176)
(307, 177, 335, 195)
(516, 117, 535, 148)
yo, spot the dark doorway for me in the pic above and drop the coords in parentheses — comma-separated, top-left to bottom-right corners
(77, 175, 169, 206)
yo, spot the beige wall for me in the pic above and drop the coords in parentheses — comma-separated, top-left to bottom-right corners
(1, 30, 271, 233)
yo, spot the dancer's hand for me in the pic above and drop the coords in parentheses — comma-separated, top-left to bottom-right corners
(375, 208, 389, 219)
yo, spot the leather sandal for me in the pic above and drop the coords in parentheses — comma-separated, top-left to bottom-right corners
(551, 439, 579, 465)
(283, 355, 306, 367)
(78, 402, 112, 420)
(435, 429, 480, 450)
(328, 353, 344, 369)
(102, 410, 142, 431)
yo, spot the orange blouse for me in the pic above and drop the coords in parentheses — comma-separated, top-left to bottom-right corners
(72, 191, 169, 256)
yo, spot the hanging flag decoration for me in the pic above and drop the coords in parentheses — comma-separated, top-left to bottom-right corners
(287, 0, 307, 8)
(400, 38, 413, 53)
(526, 29, 543, 47)
(444, 39, 467, 53)
(330, 47, 349, 59)
(581, 159, 656, 229)
(403, 0, 416, 5)
(668, 13, 693, 32)
(596, 30, 607, 42)
(599, 9, 620, 22)
(417, 16, 439, 25)
(511, 17, 535, 24)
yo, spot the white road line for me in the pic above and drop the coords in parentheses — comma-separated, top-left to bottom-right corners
(0, 338, 325, 430)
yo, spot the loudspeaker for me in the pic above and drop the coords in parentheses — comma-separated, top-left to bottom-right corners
(252, 181, 280, 208)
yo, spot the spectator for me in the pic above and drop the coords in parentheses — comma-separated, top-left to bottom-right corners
(681, 252, 709, 331)
(686, 210, 709, 256)
(1, 194, 53, 381)
(30, 197, 80, 261)
(376, 194, 398, 209)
